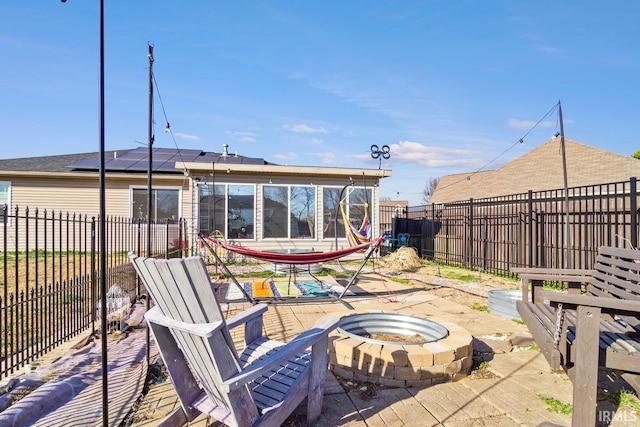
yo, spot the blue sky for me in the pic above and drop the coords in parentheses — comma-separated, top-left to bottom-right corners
(2, 1, 639, 205)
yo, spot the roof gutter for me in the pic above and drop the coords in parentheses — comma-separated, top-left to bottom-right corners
(176, 161, 392, 178)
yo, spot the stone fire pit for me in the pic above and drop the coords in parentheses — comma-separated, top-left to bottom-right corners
(329, 312, 473, 387)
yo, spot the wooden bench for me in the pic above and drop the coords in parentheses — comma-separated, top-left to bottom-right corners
(513, 246, 640, 426)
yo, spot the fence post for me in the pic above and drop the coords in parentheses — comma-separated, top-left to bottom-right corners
(631, 177, 638, 249)
(91, 217, 96, 336)
(178, 217, 184, 258)
(527, 190, 533, 267)
(468, 198, 474, 268)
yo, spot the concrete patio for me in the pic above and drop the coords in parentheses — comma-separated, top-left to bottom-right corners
(126, 267, 638, 427)
(1, 263, 637, 426)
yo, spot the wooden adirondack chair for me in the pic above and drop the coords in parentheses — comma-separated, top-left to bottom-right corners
(130, 254, 340, 427)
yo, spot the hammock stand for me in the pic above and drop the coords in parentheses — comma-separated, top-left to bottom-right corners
(199, 235, 383, 301)
(199, 235, 256, 304)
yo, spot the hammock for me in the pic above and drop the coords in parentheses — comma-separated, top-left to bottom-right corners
(203, 235, 383, 265)
(340, 198, 372, 247)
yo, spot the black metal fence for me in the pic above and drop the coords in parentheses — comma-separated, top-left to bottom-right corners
(0, 205, 187, 378)
(389, 177, 639, 275)
(4, 178, 639, 377)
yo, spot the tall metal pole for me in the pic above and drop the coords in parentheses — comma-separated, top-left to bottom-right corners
(146, 45, 154, 364)
(97, 0, 108, 425)
(147, 44, 154, 259)
(559, 101, 572, 269)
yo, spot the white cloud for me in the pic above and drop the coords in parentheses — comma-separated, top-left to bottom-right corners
(534, 44, 561, 56)
(225, 131, 256, 143)
(173, 132, 200, 141)
(273, 152, 298, 160)
(310, 152, 336, 164)
(283, 124, 328, 134)
(310, 138, 322, 144)
(386, 140, 485, 168)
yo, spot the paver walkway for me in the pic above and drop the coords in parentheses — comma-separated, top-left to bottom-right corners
(1, 266, 638, 426)
(128, 271, 638, 427)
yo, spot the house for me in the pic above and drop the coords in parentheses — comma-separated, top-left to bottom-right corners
(379, 199, 409, 233)
(430, 137, 640, 204)
(0, 145, 391, 254)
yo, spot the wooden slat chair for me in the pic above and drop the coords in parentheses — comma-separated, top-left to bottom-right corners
(513, 246, 640, 426)
(130, 254, 340, 427)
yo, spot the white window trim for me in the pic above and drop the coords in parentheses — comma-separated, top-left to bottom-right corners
(262, 184, 317, 240)
(0, 181, 11, 226)
(321, 185, 372, 241)
(129, 185, 182, 221)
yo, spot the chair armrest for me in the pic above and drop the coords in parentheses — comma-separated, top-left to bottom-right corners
(542, 291, 640, 317)
(145, 306, 224, 338)
(519, 274, 591, 285)
(511, 267, 592, 276)
(226, 303, 269, 330)
(516, 269, 592, 303)
(222, 316, 341, 392)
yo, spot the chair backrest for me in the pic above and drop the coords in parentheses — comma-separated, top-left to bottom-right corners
(589, 246, 640, 302)
(130, 255, 255, 423)
(398, 233, 410, 246)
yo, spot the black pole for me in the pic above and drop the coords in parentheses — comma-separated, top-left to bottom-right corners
(559, 101, 572, 269)
(146, 44, 154, 364)
(97, 0, 108, 425)
(147, 44, 154, 259)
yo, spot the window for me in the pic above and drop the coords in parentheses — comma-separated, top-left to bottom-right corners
(263, 185, 316, 239)
(0, 182, 10, 225)
(263, 186, 288, 238)
(290, 186, 316, 238)
(198, 183, 255, 239)
(228, 185, 255, 239)
(131, 187, 180, 222)
(323, 188, 343, 239)
(323, 186, 371, 239)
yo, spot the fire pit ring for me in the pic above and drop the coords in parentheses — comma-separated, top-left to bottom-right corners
(329, 312, 473, 387)
(337, 312, 449, 345)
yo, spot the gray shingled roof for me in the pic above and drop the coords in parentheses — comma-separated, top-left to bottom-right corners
(0, 151, 126, 173)
(430, 138, 640, 204)
(0, 147, 270, 174)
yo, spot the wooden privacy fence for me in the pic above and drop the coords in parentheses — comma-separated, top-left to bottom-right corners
(391, 177, 639, 275)
(0, 205, 187, 378)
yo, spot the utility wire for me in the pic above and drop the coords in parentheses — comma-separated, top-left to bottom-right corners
(151, 72, 188, 172)
(432, 101, 560, 193)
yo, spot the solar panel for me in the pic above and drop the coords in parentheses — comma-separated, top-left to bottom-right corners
(66, 146, 268, 172)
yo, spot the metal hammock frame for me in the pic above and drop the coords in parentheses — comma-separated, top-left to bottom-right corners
(199, 235, 383, 301)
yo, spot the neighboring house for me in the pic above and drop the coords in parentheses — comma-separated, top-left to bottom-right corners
(379, 200, 409, 234)
(0, 145, 391, 254)
(430, 138, 640, 204)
